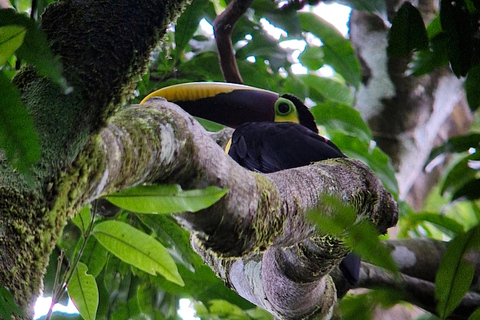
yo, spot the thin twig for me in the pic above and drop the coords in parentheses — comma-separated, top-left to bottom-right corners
(213, 0, 254, 84)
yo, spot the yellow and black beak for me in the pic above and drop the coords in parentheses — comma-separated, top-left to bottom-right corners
(141, 82, 318, 133)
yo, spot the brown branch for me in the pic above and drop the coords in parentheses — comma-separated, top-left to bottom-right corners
(59, 98, 397, 320)
(213, 0, 253, 84)
(359, 262, 480, 320)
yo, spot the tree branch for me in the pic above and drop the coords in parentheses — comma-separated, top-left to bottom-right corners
(60, 98, 397, 319)
(213, 0, 253, 83)
(359, 262, 480, 320)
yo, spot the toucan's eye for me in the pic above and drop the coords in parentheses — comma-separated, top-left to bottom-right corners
(275, 98, 295, 116)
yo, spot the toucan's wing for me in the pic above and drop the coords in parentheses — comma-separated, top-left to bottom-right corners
(228, 121, 360, 285)
(228, 122, 345, 173)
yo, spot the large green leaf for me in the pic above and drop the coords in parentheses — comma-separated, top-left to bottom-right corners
(174, 0, 209, 55)
(328, 133, 399, 196)
(299, 12, 361, 89)
(298, 45, 324, 70)
(68, 262, 99, 320)
(138, 214, 201, 271)
(105, 184, 228, 214)
(0, 9, 68, 91)
(301, 74, 354, 106)
(0, 24, 26, 65)
(0, 71, 41, 173)
(436, 226, 480, 319)
(93, 221, 184, 286)
(387, 2, 428, 57)
(311, 102, 372, 144)
(80, 237, 108, 278)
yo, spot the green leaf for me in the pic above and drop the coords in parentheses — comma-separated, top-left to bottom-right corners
(68, 262, 99, 320)
(0, 24, 26, 65)
(428, 133, 480, 163)
(301, 74, 354, 106)
(299, 12, 361, 88)
(0, 283, 23, 320)
(465, 63, 480, 111)
(409, 33, 450, 76)
(93, 221, 184, 286)
(328, 133, 399, 196)
(440, 0, 474, 77)
(105, 184, 228, 214)
(72, 204, 92, 235)
(307, 195, 398, 274)
(0, 71, 41, 174)
(311, 102, 372, 144)
(440, 153, 479, 196)
(298, 45, 324, 70)
(80, 237, 108, 277)
(387, 2, 428, 57)
(174, 0, 209, 54)
(405, 212, 464, 236)
(0, 9, 69, 91)
(138, 214, 201, 271)
(469, 306, 480, 320)
(436, 226, 480, 318)
(452, 179, 480, 201)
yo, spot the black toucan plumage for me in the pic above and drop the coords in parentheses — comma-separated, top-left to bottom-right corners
(228, 122, 344, 172)
(142, 82, 360, 285)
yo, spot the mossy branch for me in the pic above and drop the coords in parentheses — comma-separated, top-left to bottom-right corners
(57, 98, 398, 319)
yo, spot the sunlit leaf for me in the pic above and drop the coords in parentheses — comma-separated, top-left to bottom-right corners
(93, 221, 184, 286)
(0, 25, 26, 65)
(0, 71, 41, 174)
(105, 184, 228, 214)
(436, 226, 480, 318)
(68, 262, 98, 320)
(174, 0, 209, 54)
(299, 12, 361, 88)
(387, 2, 428, 57)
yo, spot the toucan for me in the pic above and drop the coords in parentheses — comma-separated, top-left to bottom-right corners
(142, 82, 360, 285)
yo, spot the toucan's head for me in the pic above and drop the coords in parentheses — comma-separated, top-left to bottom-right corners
(141, 82, 318, 133)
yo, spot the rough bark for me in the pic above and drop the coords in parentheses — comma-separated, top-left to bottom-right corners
(74, 98, 399, 320)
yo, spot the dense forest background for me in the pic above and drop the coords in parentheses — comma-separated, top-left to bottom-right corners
(1, 0, 480, 319)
